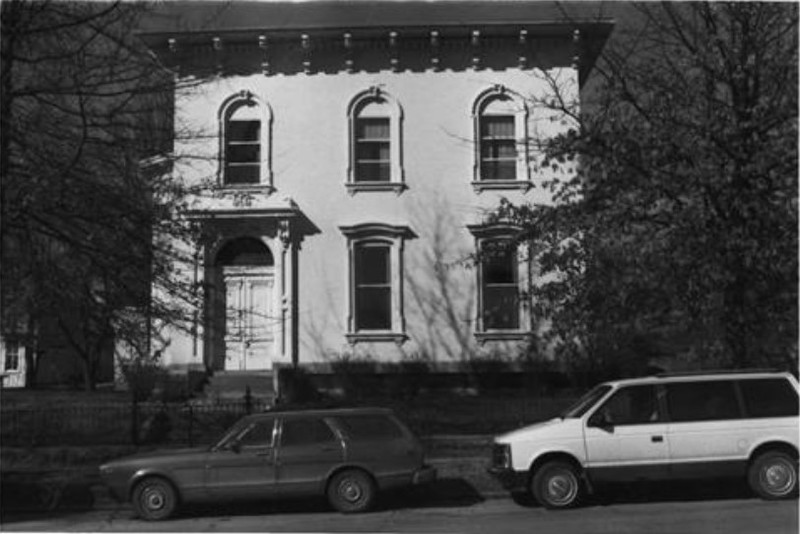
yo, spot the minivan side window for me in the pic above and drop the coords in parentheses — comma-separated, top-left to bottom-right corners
(281, 418, 337, 447)
(666, 381, 741, 422)
(336, 415, 405, 440)
(739, 378, 799, 418)
(590, 385, 661, 426)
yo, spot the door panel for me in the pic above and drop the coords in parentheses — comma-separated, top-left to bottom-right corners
(205, 418, 277, 498)
(275, 417, 344, 496)
(223, 270, 274, 371)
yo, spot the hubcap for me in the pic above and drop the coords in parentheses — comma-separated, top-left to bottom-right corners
(144, 488, 166, 510)
(339, 480, 363, 503)
(762, 460, 796, 496)
(546, 470, 577, 505)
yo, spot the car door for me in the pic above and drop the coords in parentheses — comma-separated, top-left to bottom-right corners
(274, 416, 344, 496)
(204, 416, 277, 498)
(664, 380, 747, 478)
(583, 384, 671, 482)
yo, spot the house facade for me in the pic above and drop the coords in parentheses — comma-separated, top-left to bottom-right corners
(138, 1, 612, 380)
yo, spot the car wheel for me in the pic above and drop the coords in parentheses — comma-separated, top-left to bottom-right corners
(531, 461, 582, 509)
(748, 451, 798, 500)
(132, 477, 178, 520)
(327, 469, 376, 513)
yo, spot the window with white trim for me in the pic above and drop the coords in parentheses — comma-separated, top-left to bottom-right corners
(340, 224, 415, 343)
(4, 339, 20, 372)
(472, 86, 531, 192)
(347, 88, 404, 194)
(468, 224, 531, 340)
(219, 92, 273, 188)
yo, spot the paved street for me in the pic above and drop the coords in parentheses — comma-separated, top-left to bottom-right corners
(3, 495, 796, 533)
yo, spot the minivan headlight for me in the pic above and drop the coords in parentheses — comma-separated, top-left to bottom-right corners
(492, 443, 512, 469)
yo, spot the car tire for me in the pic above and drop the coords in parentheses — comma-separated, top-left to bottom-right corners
(531, 461, 582, 509)
(327, 469, 376, 513)
(748, 451, 798, 500)
(132, 477, 178, 520)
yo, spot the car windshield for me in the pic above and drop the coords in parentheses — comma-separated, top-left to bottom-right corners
(559, 384, 613, 418)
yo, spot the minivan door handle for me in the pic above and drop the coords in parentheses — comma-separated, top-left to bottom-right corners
(651, 435, 664, 443)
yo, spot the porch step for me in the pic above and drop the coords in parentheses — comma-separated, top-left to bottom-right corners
(202, 371, 276, 403)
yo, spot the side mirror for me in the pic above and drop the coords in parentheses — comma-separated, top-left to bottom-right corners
(588, 411, 614, 432)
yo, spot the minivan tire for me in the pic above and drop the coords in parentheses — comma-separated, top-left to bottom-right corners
(531, 461, 582, 509)
(132, 477, 178, 520)
(327, 469, 376, 513)
(748, 451, 798, 500)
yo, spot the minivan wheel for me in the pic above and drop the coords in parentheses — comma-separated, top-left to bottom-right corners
(327, 469, 376, 513)
(531, 461, 582, 509)
(748, 451, 798, 500)
(132, 477, 178, 520)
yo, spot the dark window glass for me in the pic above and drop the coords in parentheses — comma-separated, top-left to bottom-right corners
(4, 340, 19, 371)
(225, 119, 260, 184)
(740, 378, 799, 418)
(355, 118, 390, 182)
(336, 415, 405, 440)
(481, 241, 519, 330)
(480, 116, 516, 181)
(237, 419, 275, 448)
(281, 418, 336, 447)
(355, 244, 391, 330)
(592, 385, 661, 426)
(666, 381, 741, 422)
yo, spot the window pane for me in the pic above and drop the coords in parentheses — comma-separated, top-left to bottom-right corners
(483, 286, 519, 329)
(355, 162, 390, 182)
(481, 116, 514, 138)
(595, 386, 661, 426)
(336, 415, 404, 440)
(356, 142, 390, 162)
(666, 381, 741, 422)
(483, 243, 516, 284)
(228, 120, 260, 142)
(357, 118, 390, 140)
(356, 287, 391, 330)
(4, 341, 19, 371)
(226, 144, 260, 163)
(281, 418, 336, 447)
(238, 419, 274, 447)
(225, 165, 260, 184)
(740, 379, 799, 418)
(356, 246, 389, 284)
(481, 140, 517, 159)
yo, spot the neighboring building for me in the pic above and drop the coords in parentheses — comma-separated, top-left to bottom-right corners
(137, 1, 612, 384)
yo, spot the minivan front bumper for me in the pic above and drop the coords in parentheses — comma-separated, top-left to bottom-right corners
(487, 466, 527, 493)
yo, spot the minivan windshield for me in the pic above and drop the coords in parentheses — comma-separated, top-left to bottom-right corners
(559, 384, 612, 418)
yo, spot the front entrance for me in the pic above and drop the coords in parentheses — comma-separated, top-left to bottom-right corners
(213, 237, 277, 371)
(223, 269, 274, 371)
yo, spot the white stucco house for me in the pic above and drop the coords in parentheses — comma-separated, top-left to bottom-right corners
(136, 0, 613, 391)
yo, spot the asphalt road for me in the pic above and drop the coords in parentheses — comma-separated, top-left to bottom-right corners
(2, 496, 797, 533)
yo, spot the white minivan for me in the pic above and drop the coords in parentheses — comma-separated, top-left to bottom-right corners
(489, 370, 799, 508)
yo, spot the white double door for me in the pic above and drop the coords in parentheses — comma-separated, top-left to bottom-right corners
(223, 267, 275, 371)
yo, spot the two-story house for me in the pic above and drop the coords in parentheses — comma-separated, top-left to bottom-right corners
(137, 1, 613, 394)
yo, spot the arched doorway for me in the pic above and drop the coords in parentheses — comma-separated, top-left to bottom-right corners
(214, 237, 276, 371)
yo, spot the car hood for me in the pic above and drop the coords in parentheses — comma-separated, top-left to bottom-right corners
(103, 447, 210, 468)
(494, 417, 583, 444)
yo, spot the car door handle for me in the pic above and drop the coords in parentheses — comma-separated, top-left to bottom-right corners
(651, 435, 664, 443)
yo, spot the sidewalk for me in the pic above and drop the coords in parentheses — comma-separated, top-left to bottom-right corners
(0, 436, 506, 515)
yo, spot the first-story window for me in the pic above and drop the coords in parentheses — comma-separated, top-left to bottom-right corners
(481, 240, 519, 330)
(340, 223, 415, 344)
(4, 339, 20, 371)
(355, 243, 392, 330)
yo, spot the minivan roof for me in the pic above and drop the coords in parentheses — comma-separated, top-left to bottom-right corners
(602, 370, 796, 389)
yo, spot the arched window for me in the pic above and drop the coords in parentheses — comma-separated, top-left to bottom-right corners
(219, 92, 273, 188)
(347, 87, 404, 194)
(472, 85, 531, 192)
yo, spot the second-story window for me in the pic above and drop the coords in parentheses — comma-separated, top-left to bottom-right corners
(355, 117, 391, 182)
(219, 92, 273, 189)
(480, 115, 517, 181)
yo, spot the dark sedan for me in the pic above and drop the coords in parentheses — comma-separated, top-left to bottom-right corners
(99, 407, 436, 520)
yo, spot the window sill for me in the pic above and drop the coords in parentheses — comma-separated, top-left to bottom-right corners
(474, 331, 533, 344)
(471, 180, 533, 193)
(217, 184, 276, 193)
(346, 182, 407, 196)
(346, 332, 408, 345)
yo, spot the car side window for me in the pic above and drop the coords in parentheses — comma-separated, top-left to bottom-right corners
(739, 378, 799, 418)
(280, 418, 337, 447)
(237, 418, 275, 448)
(666, 381, 741, 422)
(335, 415, 405, 440)
(591, 385, 661, 426)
